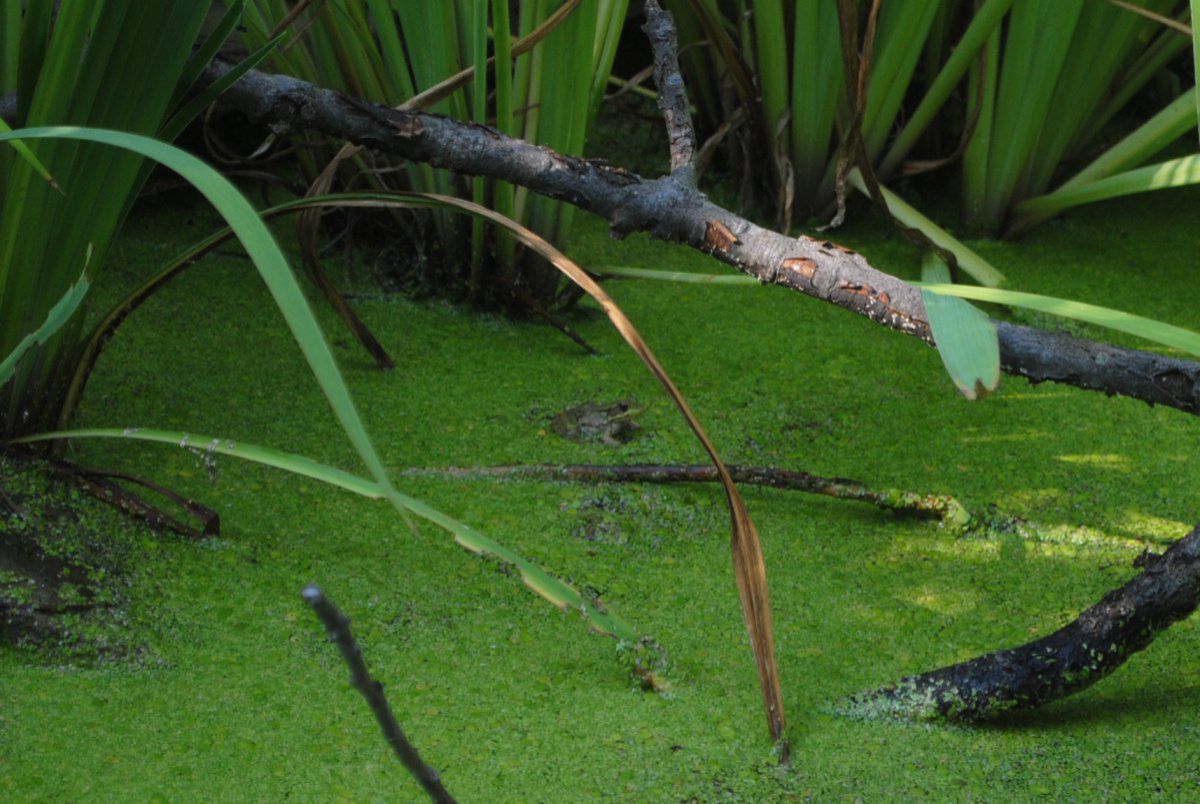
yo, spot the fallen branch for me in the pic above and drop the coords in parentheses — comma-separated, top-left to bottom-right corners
(191, 1, 1200, 729)
(191, 61, 1200, 417)
(842, 523, 1200, 721)
(403, 463, 971, 529)
(302, 584, 456, 803)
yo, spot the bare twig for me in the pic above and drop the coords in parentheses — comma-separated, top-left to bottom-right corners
(643, 0, 698, 181)
(302, 585, 455, 803)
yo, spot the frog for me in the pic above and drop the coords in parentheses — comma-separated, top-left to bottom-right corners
(550, 399, 642, 445)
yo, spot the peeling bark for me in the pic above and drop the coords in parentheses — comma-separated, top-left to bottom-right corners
(843, 524, 1200, 721)
(189, 60, 1200, 417)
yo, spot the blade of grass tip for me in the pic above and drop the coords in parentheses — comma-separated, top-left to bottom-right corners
(171, 0, 247, 108)
(0, 116, 61, 192)
(0, 259, 88, 387)
(382, 190, 789, 752)
(914, 283, 1200, 357)
(847, 169, 1005, 287)
(10, 427, 647, 650)
(919, 254, 1000, 400)
(159, 34, 284, 142)
(1010, 154, 1200, 224)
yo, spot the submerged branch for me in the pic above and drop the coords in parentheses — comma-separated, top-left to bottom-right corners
(404, 463, 971, 528)
(843, 523, 1200, 721)
(191, 62, 1200, 417)
(302, 584, 456, 803)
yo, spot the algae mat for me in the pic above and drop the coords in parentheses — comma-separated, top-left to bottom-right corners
(3, 185, 1199, 799)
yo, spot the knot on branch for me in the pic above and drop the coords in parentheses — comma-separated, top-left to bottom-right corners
(608, 176, 704, 241)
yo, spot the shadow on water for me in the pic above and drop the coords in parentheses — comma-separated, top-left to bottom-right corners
(983, 681, 1200, 733)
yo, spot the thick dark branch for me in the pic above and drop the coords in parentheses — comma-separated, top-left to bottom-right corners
(182, 65, 1200, 416)
(996, 322, 1200, 414)
(643, 0, 697, 180)
(302, 585, 456, 803)
(402, 463, 971, 528)
(843, 524, 1200, 721)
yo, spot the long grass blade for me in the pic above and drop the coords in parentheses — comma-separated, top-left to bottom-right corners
(981, 0, 1084, 225)
(372, 190, 789, 751)
(0, 262, 88, 387)
(10, 427, 648, 650)
(0, 115, 60, 191)
(0, 126, 401, 507)
(593, 266, 761, 284)
(917, 283, 1200, 357)
(1192, 0, 1200, 141)
(848, 170, 1005, 287)
(878, 0, 1013, 179)
(160, 34, 284, 142)
(173, 0, 247, 107)
(1011, 154, 1200, 222)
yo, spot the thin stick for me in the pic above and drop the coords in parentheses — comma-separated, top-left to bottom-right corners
(302, 585, 455, 804)
(643, 0, 698, 180)
(402, 463, 971, 528)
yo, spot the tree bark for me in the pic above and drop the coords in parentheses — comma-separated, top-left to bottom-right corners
(193, 60, 1200, 418)
(842, 524, 1200, 721)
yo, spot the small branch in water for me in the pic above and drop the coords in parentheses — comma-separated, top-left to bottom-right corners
(402, 463, 971, 528)
(841, 522, 1200, 722)
(302, 584, 455, 804)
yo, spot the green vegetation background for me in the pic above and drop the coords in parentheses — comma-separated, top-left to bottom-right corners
(2, 168, 1198, 797)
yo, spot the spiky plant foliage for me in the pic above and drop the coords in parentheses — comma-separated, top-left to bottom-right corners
(663, 0, 1195, 233)
(0, 0, 268, 437)
(242, 0, 629, 308)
